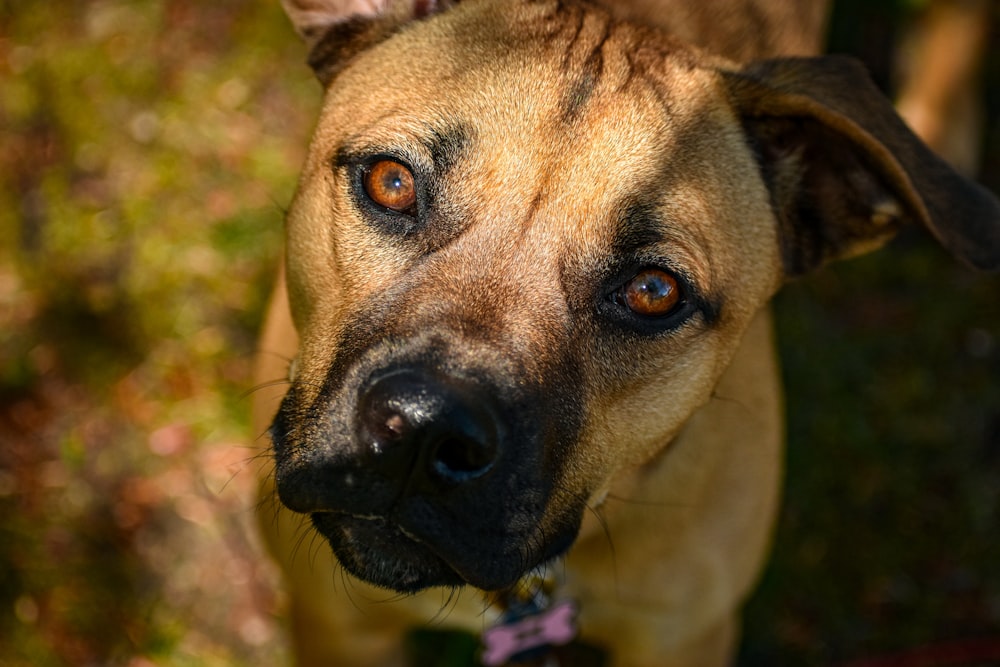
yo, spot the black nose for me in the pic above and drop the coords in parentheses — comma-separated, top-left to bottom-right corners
(357, 369, 500, 487)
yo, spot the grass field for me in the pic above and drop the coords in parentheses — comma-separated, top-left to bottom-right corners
(1, 1, 998, 665)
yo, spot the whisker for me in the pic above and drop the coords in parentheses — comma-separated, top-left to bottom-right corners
(370, 591, 411, 605)
(709, 390, 751, 412)
(428, 586, 461, 626)
(340, 566, 366, 613)
(585, 502, 618, 594)
(308, 529, 327, 571)
(216, 446, 273, 494)
(603, 493, 693, 509)
(240, 378, 291, 401)
(289, 523, 310, 564)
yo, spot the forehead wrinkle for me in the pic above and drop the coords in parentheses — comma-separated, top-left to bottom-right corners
(561, 43, 699, 165)
(558, 6, 612, 123)
(552, 0, 698, 125)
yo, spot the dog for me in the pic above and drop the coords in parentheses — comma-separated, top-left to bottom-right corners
(251, 1, 1000, 665)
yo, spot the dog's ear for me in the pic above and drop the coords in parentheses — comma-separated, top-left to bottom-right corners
(280, 0, 458, 85)
(721, 56, 1000, 277)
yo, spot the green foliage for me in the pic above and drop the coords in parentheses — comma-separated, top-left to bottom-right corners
(0, 1, 318, 664)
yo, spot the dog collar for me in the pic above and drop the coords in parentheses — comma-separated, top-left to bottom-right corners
(480, 574, 579, 666)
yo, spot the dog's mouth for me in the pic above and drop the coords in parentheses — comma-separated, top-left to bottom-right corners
(312, 513, 466, 592)
(310, 509, 578, 592)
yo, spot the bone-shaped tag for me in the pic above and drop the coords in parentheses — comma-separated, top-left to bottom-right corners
(481, 599, 578, 666)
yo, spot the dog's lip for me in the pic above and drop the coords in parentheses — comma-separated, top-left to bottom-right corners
(334, 510, 463, 572)
(311, 510, 537, 591)
(314, 510, 432, 546)
(312, 511, 467, 589)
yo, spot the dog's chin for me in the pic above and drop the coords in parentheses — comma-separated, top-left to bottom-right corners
(312, 513, 530, 593)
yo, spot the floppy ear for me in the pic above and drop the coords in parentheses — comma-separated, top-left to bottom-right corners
(280, 0, 458, 85)
(721, 56, 1000, 276)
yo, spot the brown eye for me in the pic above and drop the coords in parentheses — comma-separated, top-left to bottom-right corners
(363, 160, 417, 213)
(622, 268, 681, 317)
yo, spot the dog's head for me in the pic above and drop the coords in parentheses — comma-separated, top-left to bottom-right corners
(271, 0, 1000, 592)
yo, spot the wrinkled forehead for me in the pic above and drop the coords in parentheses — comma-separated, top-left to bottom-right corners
(316, 0, 723, 158)
(319, 3, 735, 202)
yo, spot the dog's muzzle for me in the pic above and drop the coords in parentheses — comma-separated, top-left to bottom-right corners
(270, 357, 585, 593)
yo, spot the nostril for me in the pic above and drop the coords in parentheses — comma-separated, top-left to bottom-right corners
(430, 430, 497, 483)
(357, 369, 501, 488)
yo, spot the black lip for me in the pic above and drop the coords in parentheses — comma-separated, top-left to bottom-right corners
(312, 513, 466, 591)
(310, 503, 582, 593)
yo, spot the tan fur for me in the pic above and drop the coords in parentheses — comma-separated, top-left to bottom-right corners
(253, 1, 1000, 665)
(600, 0, 829, 60)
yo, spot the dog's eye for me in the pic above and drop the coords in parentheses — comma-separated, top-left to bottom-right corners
(363, 160, 417, 214)
(620, 268, 682, 317)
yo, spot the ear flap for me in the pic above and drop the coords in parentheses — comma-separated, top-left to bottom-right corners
(721, 56, 1000, 276)
(280, 0, 458, 85)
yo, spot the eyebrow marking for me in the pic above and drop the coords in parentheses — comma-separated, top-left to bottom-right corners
(424, 123, 471, 177)
(614, 201, 666, 256)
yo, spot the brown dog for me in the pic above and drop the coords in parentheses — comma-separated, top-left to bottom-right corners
(251, 1, 1000, 665)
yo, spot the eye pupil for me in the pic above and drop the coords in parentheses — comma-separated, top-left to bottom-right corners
(363, 160, 417, 213)
(622, 269, 681, 317)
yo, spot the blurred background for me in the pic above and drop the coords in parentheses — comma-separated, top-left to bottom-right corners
(0, 1, 998, 666)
